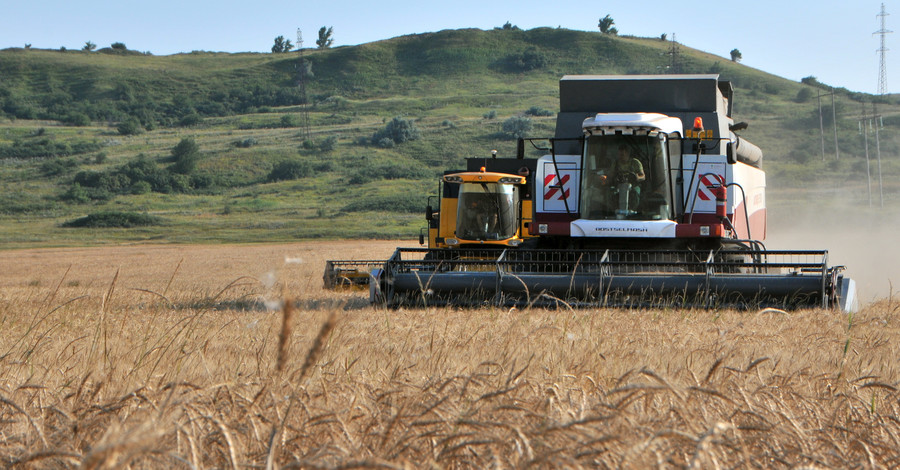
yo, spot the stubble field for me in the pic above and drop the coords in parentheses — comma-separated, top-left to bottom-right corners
(0, 241, 899, 468)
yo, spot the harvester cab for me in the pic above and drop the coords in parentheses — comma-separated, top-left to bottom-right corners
(440, 168, 527, 248)
(424, 152, 537, 250)
(533, 75, 766, 250)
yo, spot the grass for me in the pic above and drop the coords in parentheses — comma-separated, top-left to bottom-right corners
(0, 241, 898, 467)
(2, 28, 899, 246)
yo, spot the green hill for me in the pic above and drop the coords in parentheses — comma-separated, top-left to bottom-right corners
(0, 28, 897, 247)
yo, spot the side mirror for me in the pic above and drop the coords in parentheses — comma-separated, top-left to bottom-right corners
(516, 138, 525, 159)
(726, 142, 737, 164)
(425, 205, 433, 221)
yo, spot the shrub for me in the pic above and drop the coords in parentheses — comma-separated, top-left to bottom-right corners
(131, 180, 152, 194)
(525, 106, 554, 117)
(280, 114, 297, 128)
(483, 110, 497, 120)
(73, 169, 131, 193)
(189, 173, 215, 189)
(372, 116, 420, 146)
(117, 117, 143, 136)
(0, 138, 101, 159)
(61, 183, 91, 203)
(268, 160, 312, 182)
(118, 157, 171, 192)
(169, 137, 200, 174)
(501, 116, 533, 139)
(178, 113, 202, 127)
(301, 137, 338, 152)
(319, 95, 348, 110)
(62, 211, 163, 228)
(234, 138, 258, 148)
(63, 112, 91, 126)
(40, 157, 79, 176)
(318, 135, 338, 152)
(504, 47, 549, 72)
(795, 88, 814, 103)
(315, 161, 334, 172)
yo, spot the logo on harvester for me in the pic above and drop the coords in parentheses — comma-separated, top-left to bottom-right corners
(543, 173, 571, 200)
(696, 174, 722, 201)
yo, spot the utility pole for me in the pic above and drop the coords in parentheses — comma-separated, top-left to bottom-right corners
(873, 102, 884, 207)
(817, 88, 839, 161)
(875, 3, 892, 95)
(860, 104, 873, 207)
(831, 87, 840, 160)
(817, 90, 826, 161)
(297, 29, 311, 141)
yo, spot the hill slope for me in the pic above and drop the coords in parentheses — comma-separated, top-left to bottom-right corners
(0, 28, 897, 247)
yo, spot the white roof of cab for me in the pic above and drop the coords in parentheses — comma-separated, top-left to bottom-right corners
(582, 112, 683, 135)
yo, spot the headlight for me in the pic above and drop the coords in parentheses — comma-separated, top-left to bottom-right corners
(508, 239, 522, 247)
(443, 175, 463, 183)
(499, 177, 524, 184)
(446, 238, 459, 246)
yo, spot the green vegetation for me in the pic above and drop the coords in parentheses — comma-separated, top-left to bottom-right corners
(316, 27, 334, 49)
(62, 211, 164, 228)
(0, 27, 898, 247)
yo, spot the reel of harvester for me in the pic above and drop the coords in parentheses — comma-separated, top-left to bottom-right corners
(323, 260, 387, 290)
(370, 248, 857, 312)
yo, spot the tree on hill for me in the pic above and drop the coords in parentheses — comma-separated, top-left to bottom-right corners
(730, 48, 742, 62)
(272, 36, 293, 53)
(316, 27, 334, 49)
(83, 41, 96, 52)
(372, 116, 420, 147)
(598, 15, 618, 35)
(117, 117, 143, 136)
(169, 137, 200, 174)
(499, 22, 520, 31)
(501, 116, 533, 139)
(110, 42, 127, 51)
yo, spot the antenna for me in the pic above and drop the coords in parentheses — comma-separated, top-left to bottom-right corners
(875, 3, 892, 95)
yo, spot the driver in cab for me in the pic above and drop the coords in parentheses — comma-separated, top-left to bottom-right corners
(597, 144, 645, 187)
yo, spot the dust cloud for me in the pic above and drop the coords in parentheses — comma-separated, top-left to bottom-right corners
(765, 195, 899, 306)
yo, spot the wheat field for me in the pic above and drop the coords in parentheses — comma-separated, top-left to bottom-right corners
(0, 241, 898, 468)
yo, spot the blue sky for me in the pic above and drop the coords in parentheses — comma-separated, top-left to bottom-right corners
(2, 0, 892, 94)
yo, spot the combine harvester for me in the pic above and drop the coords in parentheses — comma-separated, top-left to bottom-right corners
(326, 75, 858, 312)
